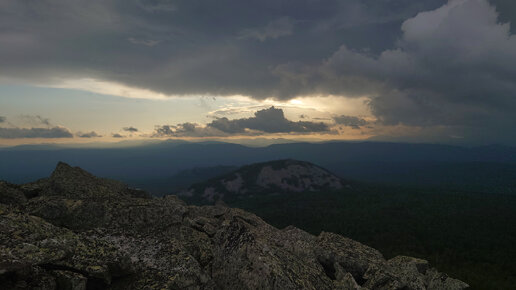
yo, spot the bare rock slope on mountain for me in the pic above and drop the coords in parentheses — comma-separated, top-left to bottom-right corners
(180, 159, 347, 203)
(0, 162, 468, 289)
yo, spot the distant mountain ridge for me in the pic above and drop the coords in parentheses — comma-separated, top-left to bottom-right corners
(180, 159, 347, 203)
(1, 141, 515, 194)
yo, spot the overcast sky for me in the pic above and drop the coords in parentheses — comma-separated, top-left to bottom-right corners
(1, 0, 516, 146)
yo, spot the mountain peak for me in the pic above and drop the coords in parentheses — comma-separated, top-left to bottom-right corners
(51, 161, 94, 181)
(25, 162, 150, 200)
(180, 159, 347, 203)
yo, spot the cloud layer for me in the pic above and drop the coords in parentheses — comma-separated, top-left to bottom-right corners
(1, 0, 516, 143)
(154, 107, 330, 137)
(0, 127, 73, 139)
(333, 115, 368, 129)
(0, 0, 447, 100)
(123, 127, 139, 133)
(274, 0, 516, 142)
(320, 0, 516, 128)
(77, 131, 102, 138)
(208, 107, 329, 134)
(0, 115, 74, 139)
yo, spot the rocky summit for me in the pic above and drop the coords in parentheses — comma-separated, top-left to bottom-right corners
(0, 162, 468, 289)
(180, 159, 347, 204)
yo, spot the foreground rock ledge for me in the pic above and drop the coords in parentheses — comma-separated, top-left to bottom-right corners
(0, 162, 469, 289)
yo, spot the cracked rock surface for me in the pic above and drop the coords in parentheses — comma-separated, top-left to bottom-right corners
(0, 162, 469, 289)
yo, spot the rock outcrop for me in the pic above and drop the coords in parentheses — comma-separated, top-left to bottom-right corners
(0, 162, 468, 289)
(180, 159, 347, 203)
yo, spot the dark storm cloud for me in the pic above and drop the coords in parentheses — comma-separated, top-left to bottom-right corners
(77, 131, 102, 138)
(238, 17, 294, 42)
(153, 107, 329, 137)
(333, 115, 367, 129)
(208, 107, 329, 134)
(112, 133, 125, 138)
(127, 38, 161, 47)
(273, 0, 516, 142)
(138, 0, 177, 13)
(153, 122, 224, 138)
(334, 0, 516, 128)
(0, 127, 73, 139)
(123, 126, 139, 132)
(0, 0, 445, 99)
(2, 0, 516, 143)
(0, 115, 74, 139)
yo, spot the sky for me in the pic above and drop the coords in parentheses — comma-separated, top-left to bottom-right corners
(1, 0, 516, 146)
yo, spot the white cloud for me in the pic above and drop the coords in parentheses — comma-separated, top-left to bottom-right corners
(48, 78, 171, 100)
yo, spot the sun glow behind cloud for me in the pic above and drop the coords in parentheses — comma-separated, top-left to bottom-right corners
(42, 77, 374, 119)
(0, 76, 420, 146)
(46, 78, 253, 102)
(0, 84, 382, 145)
(46, 78, 176, 100)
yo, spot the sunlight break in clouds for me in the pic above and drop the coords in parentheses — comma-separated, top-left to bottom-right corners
(48, 78, 172, 100)
(1, 0, 516, 145)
